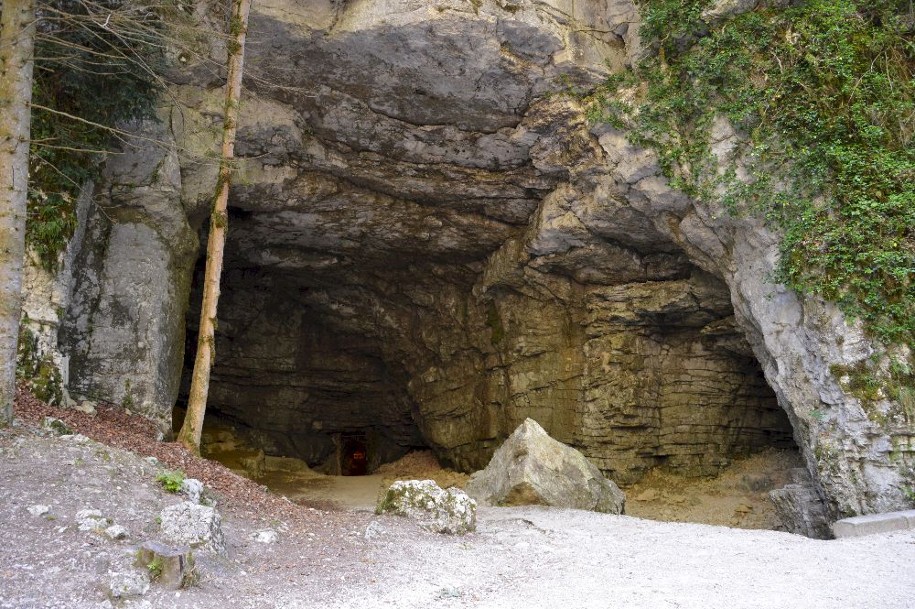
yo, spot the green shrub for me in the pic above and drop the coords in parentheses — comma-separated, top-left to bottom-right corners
(156, 470, 186, 493)
(146, 556, 164, 579)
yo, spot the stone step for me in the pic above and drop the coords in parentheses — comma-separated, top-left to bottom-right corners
(832, 510, 915, 538)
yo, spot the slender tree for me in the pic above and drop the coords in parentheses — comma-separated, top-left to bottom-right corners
(0, 0, 37, 425)
(177, 0, 251, 454)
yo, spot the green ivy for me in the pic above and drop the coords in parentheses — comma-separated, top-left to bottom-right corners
(589, 0, 915, 346)
(28, 1, 166, 269)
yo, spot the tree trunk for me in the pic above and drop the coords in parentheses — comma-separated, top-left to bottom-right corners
(0, 0, 36, 426)
(177, 0, 252, 454)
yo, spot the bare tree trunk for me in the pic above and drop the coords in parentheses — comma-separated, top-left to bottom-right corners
(0, 0, 36, 426)
(177, 0, 251, 454)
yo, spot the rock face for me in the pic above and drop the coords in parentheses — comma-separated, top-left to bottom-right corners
(467, 418, 625, 514)
(377, 479, 477, 535)
(43, 0, 914, 528)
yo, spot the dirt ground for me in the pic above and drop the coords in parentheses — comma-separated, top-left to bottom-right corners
(3, 394, 915, 609)
(624, 449, 803, 530)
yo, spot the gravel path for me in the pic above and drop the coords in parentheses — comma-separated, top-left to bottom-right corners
(317, 507, 915, 609)
(3, 392, 915, 609)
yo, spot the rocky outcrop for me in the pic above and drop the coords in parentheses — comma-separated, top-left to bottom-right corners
(466, 418, 625, 513)
(60, 117, 197, 432)
(42, 0, 914, 529)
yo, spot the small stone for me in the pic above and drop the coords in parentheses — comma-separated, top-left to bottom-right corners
(106, 569, 150, 598)
(27, 504, 51, 517)
(180, 478, 204, 504)
(665, 493, 687, 504)
(75, 400, 97, 415)
(105, 525, 128, 540)
(76, 509, 110, 532)
(144, 457, 159, 466)
(364, 521, 385, 539)
(253, 529, 278, 544)
(634, 489, 660, 502)
(735, 503, 754, 514)
(42, 416, 72, 436)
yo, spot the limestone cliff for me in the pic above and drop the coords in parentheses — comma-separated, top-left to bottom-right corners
(39, 0, 915, 524)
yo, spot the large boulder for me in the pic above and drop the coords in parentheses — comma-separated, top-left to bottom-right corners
(376, 480, 476, 535)
(466, 419, 625, 514)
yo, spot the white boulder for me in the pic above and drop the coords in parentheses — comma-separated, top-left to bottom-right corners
(159, 501, 226, 555)
(377, 480, 476, 535)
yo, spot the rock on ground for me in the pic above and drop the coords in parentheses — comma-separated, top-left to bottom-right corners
(75, 508, 110, 532)
(466, 418, 626, 514)
(377, 480, 476, 535)
(27, 504, 50, 517)
(253, 529, 278, 544)
(42, 416, 73, 436)
(106, 568, 150, 599)
(159, 502, 226, 555)
(770, 468, 833, 539)
(180, 478, 204, 504)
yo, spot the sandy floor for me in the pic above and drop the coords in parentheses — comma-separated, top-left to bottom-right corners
(202, 418, 804, 531)
(624, 448, 804, 530)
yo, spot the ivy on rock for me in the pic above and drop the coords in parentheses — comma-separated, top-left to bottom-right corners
(589, 0, 915, 347)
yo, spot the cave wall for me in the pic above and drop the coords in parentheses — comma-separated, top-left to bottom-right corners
(53, 0, 915, 520)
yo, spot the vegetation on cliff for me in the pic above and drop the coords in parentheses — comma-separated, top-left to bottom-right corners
(589, 0, 915, 347)
(28, 1, 167, 268)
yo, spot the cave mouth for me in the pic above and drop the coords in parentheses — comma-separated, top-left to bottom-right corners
(178, 247, 798, 490)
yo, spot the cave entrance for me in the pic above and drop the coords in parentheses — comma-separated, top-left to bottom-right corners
(338, 432, 369, 476)
(179, 257, 427, 478)
(177, 212, 801, 529)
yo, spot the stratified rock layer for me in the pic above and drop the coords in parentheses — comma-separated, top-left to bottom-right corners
(55, 0, 915, 525)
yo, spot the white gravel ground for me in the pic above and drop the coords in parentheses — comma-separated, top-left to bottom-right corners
(314, 506, 915, 609)
(3, 424, 914, 609)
